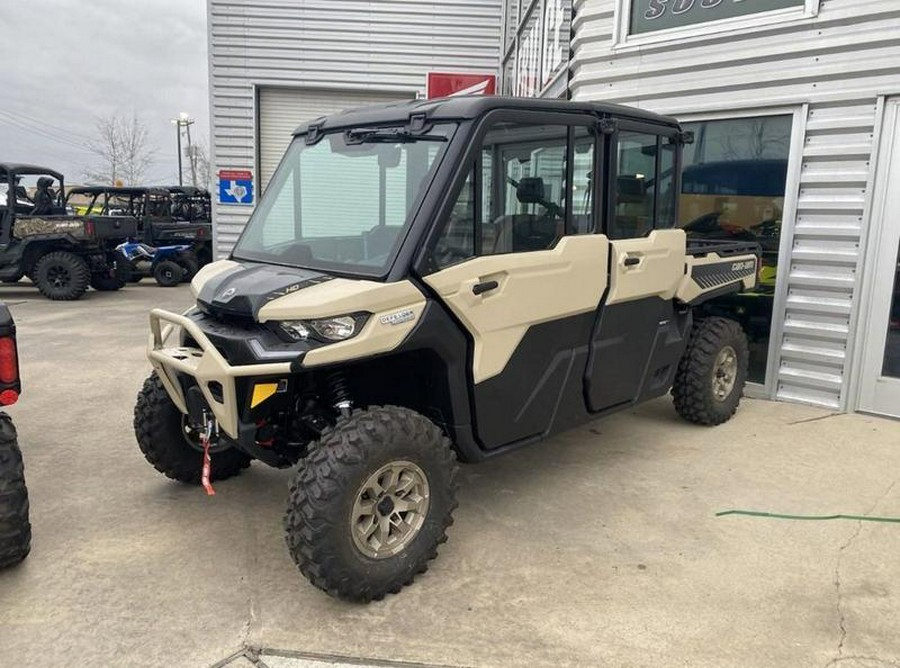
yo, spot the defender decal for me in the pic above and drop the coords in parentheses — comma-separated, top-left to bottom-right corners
(380, 309, 416, 326)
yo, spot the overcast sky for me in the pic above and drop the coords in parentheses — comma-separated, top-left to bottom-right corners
(0, 0, 209, 186)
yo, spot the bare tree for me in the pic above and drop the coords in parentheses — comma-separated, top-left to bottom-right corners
(84, 113, 156, 185)
(716, 119, 789, 161)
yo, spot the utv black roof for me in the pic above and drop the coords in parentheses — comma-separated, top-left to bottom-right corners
(69, 186, 149, 196)
(68, 186, 172, 196)
(0, 163, 64, 181)
(163, 186, 210, 196)
(292, 95, 681, 136)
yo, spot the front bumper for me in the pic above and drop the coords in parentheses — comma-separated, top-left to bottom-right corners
(147, 308, 293, 439)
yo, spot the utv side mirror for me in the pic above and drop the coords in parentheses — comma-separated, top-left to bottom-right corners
(378, 146, 402, 169)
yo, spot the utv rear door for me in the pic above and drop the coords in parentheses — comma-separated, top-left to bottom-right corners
(419, 112, 607, 449)
(584, 124, 691, 413)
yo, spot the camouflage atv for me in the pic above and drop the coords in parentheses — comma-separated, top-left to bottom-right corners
(0, 164, 137, 300)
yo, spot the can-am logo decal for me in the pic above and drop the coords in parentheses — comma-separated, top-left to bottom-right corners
(219, 287, 236, 300)
(380, 309, 415, 326)
(731, 260, 756, 272)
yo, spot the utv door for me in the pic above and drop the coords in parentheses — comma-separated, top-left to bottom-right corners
(421, 113, 607, 449)
(584, 125, 691, 413)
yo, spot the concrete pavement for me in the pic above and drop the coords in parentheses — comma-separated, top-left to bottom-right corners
(0, 283, 899, 667)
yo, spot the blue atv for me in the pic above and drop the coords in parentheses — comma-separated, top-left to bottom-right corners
(116, 242, 199, 287)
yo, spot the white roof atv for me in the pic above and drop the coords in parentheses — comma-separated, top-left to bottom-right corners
(133, 96, 759, 602)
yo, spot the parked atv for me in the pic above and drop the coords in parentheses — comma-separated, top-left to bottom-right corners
(133, 96, 759, 602)
(116, 241, 198, 287)
(0, 302, 29, 568)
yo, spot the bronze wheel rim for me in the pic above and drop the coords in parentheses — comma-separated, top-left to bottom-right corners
(350, 460, 430, 559)
(712, 345, 738, 401)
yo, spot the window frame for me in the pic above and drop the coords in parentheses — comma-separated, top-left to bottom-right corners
(613, 0, 821, 51)
(417, 110, 601, 274)
(604, 120, 682, 239)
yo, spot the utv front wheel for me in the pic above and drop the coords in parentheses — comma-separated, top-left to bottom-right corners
(33, 251, 90, 301)
(133, 374, 251, 483)
(0, 412, 30, 568)
(673, 317, 749, 426)
(284, 406, 458, 602)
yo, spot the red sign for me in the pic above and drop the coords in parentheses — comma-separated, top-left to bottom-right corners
(218, 169, 253, 181)
(426, 72, 497, 99)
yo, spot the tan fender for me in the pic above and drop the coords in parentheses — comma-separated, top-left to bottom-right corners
(257, 279, 427, 367)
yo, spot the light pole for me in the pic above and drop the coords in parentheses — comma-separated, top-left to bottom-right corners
(170, 112, 195, 186)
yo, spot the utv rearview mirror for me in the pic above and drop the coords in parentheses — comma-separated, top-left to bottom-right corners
(378, 146, 402, 169)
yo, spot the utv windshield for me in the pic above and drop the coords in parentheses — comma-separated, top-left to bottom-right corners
(232, 123, 456, 276)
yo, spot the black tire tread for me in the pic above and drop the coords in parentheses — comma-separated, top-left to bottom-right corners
(133, 374, 250, 483)
(0, 412, 30, 568)
(673, 316, 749, 426)
(284, 405, 458, 602)
(33, 251, 90, 301)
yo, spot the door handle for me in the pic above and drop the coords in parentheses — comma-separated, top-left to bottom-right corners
(472, 280, 499, 295)
(624, 256, 641, 267)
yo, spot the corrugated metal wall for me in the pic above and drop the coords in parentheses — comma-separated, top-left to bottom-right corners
(208, 0, 503, 256)
(569, 0, 900, 409)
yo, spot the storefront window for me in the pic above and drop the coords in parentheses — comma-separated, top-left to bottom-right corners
(680, 115, 792, 383)
(883, 241, 900, 378)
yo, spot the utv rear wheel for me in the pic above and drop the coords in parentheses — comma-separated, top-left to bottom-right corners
(177, 254, 199, 282)
(133, 373, 251, 483)
(0, 413, 30, 568)
(33, 251, 90, 301)
(673, 317, 749, 426)
(284, 406, 458, 602)
(90, 274, 125, 291)
(153, 260, 183, 287)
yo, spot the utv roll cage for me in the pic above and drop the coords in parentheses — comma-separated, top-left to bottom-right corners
(0, 164, 68, 244)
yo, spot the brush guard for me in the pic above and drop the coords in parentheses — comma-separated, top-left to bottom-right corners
(147, 309, 293, 440)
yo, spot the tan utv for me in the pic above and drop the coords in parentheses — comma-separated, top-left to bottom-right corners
(133, 96, 759, 602)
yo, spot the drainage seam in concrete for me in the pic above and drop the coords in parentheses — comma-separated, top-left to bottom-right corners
(211, 646, 467, 668)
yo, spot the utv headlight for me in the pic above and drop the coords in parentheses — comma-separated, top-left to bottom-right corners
(309, 316, 358, 341)
(277, 314, 368, 343)
(278, 320, 311, 341)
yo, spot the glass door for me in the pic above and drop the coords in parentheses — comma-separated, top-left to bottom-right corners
(859, 100, 900, 417)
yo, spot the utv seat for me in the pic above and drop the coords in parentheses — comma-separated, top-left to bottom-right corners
(363, 224, 401, 259)
(492, 177, 562, 253)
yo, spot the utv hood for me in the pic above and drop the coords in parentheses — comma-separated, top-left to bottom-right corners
(193, 260, 333, 319)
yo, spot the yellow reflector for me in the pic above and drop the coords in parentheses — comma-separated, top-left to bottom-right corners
(251, 383, 278, 408)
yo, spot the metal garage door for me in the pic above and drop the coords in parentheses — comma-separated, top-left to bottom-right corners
(257, 87, 413, 192)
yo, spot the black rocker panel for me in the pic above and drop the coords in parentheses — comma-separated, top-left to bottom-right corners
(585, 298, 691, 413)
